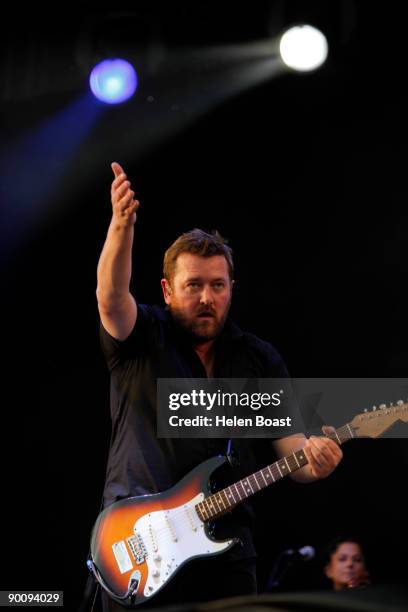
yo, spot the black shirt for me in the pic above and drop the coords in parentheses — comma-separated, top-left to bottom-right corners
(100, 304, 288, 559)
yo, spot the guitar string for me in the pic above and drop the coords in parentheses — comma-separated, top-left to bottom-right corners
(120, 424, 355, 543)
(112, 410, 406, 545)
(114, 405, 408, 548)
(104, 409, 407, 568)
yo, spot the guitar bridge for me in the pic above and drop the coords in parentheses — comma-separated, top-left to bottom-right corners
(127, 534, 147, 564)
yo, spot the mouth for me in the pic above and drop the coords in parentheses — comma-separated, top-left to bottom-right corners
(197, 312, 215, 319)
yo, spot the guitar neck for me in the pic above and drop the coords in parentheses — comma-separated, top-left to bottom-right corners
(196, 422, 355, 522)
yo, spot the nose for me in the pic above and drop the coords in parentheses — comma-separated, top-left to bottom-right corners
(199, 285, 214, 306)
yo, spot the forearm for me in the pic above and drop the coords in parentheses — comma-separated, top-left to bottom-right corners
(96, 218, 134, 308)
(272, 431, 342, 484)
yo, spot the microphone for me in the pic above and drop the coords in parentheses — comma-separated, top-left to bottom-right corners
(283, 545, 315, 562)
(266, 545, 315, 591)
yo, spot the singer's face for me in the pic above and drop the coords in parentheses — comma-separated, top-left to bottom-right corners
(325, 542, 367, 590)
(161, 254, 233, 343)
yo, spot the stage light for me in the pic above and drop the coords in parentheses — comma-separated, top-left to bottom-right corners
(89, 59, 138, 104)
(279, 25, 328, 72)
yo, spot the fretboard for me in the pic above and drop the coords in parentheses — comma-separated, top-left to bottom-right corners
(195, 422, 355, 522)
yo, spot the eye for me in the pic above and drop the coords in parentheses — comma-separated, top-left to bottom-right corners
(186, 282, 200, 291)
(213, 282, 225, 290)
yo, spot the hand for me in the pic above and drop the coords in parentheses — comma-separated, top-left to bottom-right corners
(347, 569, 371, 589)
(111, 161, 140, 227)
(303, 426, 343, 479)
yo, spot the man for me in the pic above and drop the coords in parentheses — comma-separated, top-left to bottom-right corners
(96, 162, 343, 610)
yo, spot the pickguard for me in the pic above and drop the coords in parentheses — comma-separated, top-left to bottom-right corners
(132, 492, 234, 598)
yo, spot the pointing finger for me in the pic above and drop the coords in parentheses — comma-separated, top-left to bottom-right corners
(111, 161, 125, 178)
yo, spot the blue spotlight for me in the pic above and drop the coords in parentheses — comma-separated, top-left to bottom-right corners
(89, 59, 138, 104)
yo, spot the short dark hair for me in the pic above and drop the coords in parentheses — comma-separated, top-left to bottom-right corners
(322, 535, 365, 566)
(163, 228, 234, 282)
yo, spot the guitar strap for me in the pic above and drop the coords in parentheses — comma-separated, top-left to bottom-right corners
(226, 438, 240, 467)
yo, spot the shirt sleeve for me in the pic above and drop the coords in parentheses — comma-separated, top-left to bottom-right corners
(99, 303, 155, 371)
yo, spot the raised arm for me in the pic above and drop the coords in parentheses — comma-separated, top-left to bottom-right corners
(96, 162, 140, 340)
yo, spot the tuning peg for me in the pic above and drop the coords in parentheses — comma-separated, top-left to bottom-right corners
(379, 404, 386, 410)
(390, 402, 394, 406)
(372, 406, 377, 411)
(364, 409, 368, 413)
(397, 400, 403, 406)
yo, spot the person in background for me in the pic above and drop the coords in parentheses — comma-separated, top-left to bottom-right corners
(324, 536, 371, 590)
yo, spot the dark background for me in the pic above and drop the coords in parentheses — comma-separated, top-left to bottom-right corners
(1, 2, 407, 609)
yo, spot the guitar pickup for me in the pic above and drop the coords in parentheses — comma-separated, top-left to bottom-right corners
(127, 534, 147, 565)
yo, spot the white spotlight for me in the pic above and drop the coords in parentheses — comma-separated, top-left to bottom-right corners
(279, 25, 328, 72)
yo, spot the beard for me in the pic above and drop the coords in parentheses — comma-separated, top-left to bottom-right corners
(168, 302, 230, 343)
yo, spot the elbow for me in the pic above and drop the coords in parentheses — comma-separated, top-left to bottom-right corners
(96, 287, 108, 310)
(96, 288, 133, 315)
(96, 288, 117, 314)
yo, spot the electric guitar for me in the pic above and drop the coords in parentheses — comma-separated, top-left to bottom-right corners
(88, 401, 408, 606)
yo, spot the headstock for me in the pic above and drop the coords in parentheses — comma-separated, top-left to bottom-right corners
(350, 400, 408, 438)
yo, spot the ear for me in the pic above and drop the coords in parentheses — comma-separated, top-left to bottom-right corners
(161, 278, 172, 304)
